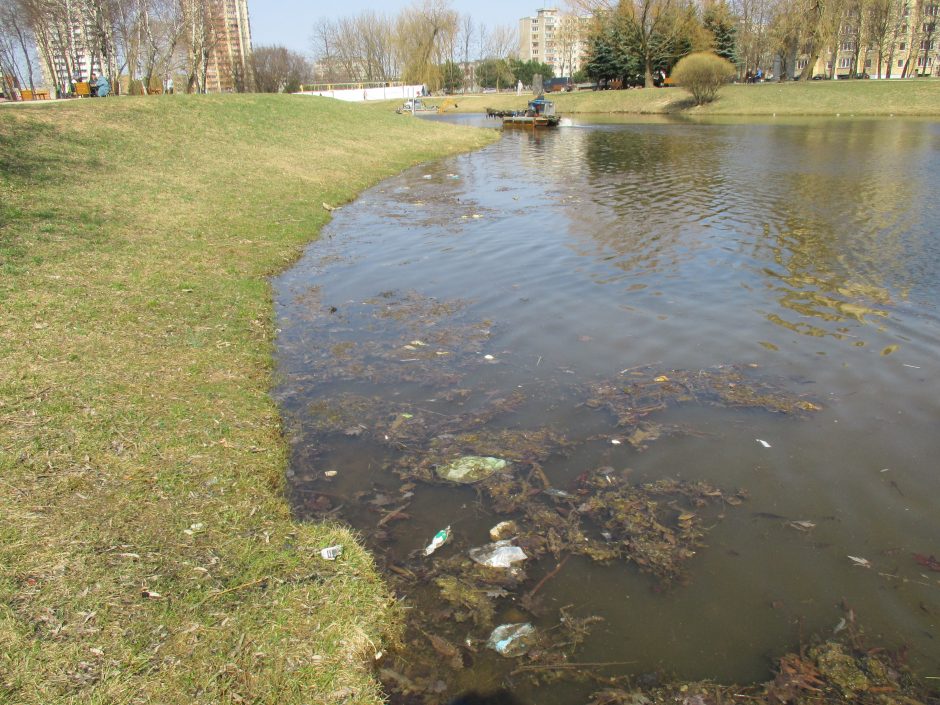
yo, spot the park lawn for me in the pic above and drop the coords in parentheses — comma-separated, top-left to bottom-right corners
(0, 94, 496, 705)
(420, 78, 940, 115)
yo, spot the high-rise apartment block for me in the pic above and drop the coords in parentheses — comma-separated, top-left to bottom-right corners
(205, 0, 253, 92)
(35, 9, 103, 90)
(519, 8, 593, 78)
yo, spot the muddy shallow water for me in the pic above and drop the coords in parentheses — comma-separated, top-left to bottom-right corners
(273, 115, 940, 702)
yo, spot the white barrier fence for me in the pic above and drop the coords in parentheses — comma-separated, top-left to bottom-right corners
(294, 84, 425, 103)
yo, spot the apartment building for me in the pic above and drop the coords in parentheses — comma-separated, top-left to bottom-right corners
(205, 0, 253, 92)
(35, 8, 102, 90)
(519, 8, 593, 78)
(793, 1, 939, 78)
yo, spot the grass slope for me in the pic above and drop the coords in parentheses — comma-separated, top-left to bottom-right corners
(435, 79, 940, 115)
(0, 94, 495, 705)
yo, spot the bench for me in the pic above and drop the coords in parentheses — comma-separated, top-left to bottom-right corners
(75, 82, 91, 97)
(20, 89, 32, 100)
(34, 89, 50, 100)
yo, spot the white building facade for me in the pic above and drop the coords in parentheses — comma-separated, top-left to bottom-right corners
(518, 8, 593, 78)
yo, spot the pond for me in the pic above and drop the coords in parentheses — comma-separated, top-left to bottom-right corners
(273, 114, 940, 703)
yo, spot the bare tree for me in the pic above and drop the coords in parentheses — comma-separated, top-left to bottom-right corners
(396, 0, 458, 90)
(555, 14, 583, 77)
(769, 0, 806, 78)
(732, 0, 776, 74)
(866, 0, 901, 77)
(486, 23, 518, 59)
(0, 0, 37, 92)
(614, 0, 703, 87)
(180, 0, 214, 92)
(251, 44, 310, 92)
(458, 13, 473, 91)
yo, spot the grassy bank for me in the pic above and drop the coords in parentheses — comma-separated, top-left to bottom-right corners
(0, 95, 496, 704)
(434, 78, 940, 115)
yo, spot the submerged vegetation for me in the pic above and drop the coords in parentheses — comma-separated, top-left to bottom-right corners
(278, 288, 856, 702)
(588, 624, 937, 705)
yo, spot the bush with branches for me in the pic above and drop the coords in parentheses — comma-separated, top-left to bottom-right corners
(672, 51, 736, 105)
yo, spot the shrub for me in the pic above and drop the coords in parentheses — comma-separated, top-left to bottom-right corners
(672, 52, 736, 105)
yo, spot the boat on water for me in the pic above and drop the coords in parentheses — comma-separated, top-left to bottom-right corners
(396, 98, 438, 114)
(501, 95, 560, 128)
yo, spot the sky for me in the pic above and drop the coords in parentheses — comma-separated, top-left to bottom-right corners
(248, 0, 542, 55)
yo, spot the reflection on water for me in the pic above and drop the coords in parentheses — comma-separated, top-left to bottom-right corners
(273, 116, 940, 702)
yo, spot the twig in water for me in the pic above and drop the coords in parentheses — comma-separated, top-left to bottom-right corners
(620, 361, 661, 375)
(525, 554, 571, 600)
(377, 503, 411, 527)
(512, 660, 637, 674)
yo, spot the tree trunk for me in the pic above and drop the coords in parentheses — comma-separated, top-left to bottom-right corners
(10, 16, 36, 91)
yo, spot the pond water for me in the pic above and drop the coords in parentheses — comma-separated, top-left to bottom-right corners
(273, 115, 940, 702)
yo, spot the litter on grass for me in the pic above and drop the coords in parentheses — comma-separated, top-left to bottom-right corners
(320, 545, 343, 560)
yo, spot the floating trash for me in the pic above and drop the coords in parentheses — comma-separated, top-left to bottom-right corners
(435, 456, 509, 484)
(756, 439, 772, 448)
(489, 520, 518, 541)
(424, 526, 451, 556)
(469, 540, 527, 568)
(847, 555, 871, 568)
(486, 623, 536, 657)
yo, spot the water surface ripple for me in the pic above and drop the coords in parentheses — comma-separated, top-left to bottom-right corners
(274, 115, 940, 701)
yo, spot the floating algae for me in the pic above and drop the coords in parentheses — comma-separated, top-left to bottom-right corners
(585, 627, 934, 705)
(278, 290, 494, 392)
(281, 291, 834, 703)
(585, 364, 822, 449)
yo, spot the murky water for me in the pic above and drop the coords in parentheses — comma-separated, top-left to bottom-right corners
(274, 115, 940, 701)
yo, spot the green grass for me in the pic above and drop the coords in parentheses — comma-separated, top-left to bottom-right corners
(0, 94, 496, 705)
(428, 78, 940, 115)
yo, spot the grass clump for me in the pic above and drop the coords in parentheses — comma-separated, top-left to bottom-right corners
(0, 94, 496, 704)
(672, 51, 737, 105)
